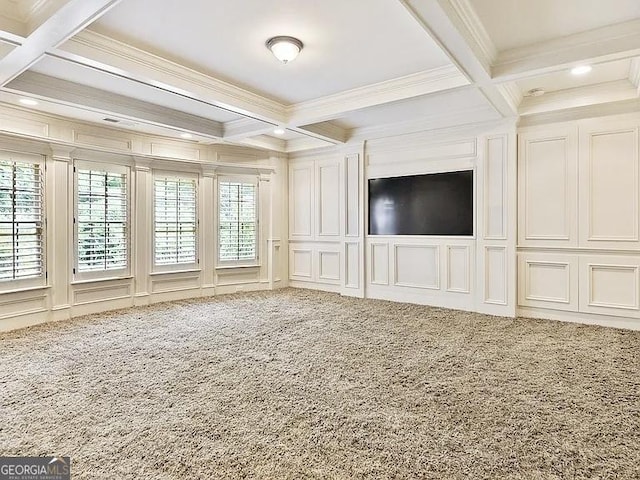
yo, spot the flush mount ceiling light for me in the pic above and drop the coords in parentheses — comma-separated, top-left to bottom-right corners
(266, 36, 303, 64)
(273, 127, 286, 135)
(19, 98, 38, 106)
(571, 65, 592, 75)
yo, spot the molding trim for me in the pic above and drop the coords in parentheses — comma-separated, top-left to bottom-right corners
(630, 57, 640, 95)
(57, 30, 288, 123)
(287, 65, 469, 124)
(493, 19, 640, 81)
(446, 0, 497, 65)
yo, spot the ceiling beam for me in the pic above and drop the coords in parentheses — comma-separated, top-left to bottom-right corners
(400, 0, 518, 117)
(292, 121, 349, 144)
(223, 118, 276, 141)
(519, 80, 638, 117)
(55, 30, 288, 125)
(0, 0, 123, 86)
(6, 71, 224, 138)
(493, 19, 640, 83)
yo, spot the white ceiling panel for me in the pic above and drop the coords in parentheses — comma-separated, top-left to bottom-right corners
(471, 0, 640, 51)
(334, 88, 499, 130)
(91, 0, 451, 104)
(518, 58, 633, 95)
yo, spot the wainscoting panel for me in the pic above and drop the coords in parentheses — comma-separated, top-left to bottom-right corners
(579, 125, 639, 249)
(518, 129, 577, 246)
(316, 159, 341, 237)
(518, 252, 578, 311)
(484, 246, 507, 305)
(579, 255, 640, 318)
(485, 135, 507, 239)
(289, 161, 314, 239)
(344, 242, 360, 289)
(370, 242, 389, 286)
(345, 154, 360, 237)
(394, 244, 440, 290)
(446, 245, 470, 293)
(318, 249, 341, 284)
(289, 247, 313, 280)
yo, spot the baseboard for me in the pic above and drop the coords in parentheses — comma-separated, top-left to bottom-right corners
(288, 281, 341, 293)
(517, 307, 640, 331)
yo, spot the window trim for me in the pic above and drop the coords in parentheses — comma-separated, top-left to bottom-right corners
(73, 160, 131, 282)
(0, 151, 46, 292)
(152, 171, 199, 273)
(216, 175, 260, 268)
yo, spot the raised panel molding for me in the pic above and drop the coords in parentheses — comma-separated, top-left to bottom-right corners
(484, 246, 507, 305)
(518, 128, 577, 246)
(394, 244, 440, 290)
(316, 160, 341, 237)
(485, 135, 507, 240)
(446, 245, 470, 293)
(289, 162, 314, 238)
(579, 124, 639, 248)
(578, 255, 640, 318)
(517, 252, 579, 312)
(345, 154, 360, 237)
(289, 248, 313, 280)
(0, 114, 49, 137)
(318, 250, 340, 283)
(73, 130, 132, 151)
(344, 242, 360, 289)
(370, 242, 389, 286)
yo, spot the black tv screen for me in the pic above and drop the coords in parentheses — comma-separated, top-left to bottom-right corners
(368, 170, 473, 236)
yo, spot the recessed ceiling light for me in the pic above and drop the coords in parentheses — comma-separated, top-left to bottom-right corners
(526, 88, 545, 97)
(273, 127, 286, 135)
(19, 98, 38, 106)
(571, 65, 592, 76)
(266, 36, 303, 64)
(180, 132, 193, 139)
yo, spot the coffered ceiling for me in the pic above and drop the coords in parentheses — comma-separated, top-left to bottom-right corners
(0, 0, 637, 153)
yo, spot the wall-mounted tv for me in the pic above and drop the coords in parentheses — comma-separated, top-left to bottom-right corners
(368, 170, 473, 236)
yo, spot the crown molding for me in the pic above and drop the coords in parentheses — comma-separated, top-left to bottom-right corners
(493, 19, 640, 81)
(518, 98, 640, 127)
(445, 0, 497, 66)
(519, 79, 638, 116)
(223, 117, 275, 140)
(57, 30, 288, 124)
(293, 121, 348, 144)
(350, 103, 498, 142)
(285, 136, 333, 154)
(495, 81, 522, 112)
(287, 65, 469, 125)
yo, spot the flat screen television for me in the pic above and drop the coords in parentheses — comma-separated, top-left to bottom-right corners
(368, 170, 473, 236)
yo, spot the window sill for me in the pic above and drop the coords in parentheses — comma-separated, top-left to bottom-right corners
(150, 268, 202, 276)
(71, 276, 134, 286)
(0, 284, 51, 295)
(215, 264, 261, 271)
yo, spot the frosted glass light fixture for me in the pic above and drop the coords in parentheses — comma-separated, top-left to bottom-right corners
(266, 36, 303, 64)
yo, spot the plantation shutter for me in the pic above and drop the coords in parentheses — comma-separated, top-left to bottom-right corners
(218, 180, 257, 262)
(154, 176, 197, 265)
(76, 167, 128, 273)
(0, 159, 43, 281)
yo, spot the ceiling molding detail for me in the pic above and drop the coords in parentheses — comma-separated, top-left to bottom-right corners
(293, 121, 348, 144)
(223, 117, 274, 140)
(57, 30, 288, 123)
(493, 19, 640, 82)
(7, 71, 225, 138)
(519, 79, 638, 116)
(288, 65, 469, 125)
(445, 0, 497, 66)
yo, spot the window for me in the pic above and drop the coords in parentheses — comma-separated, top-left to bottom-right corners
(0, 157, 44, 283)
(75, 163, 128, 276)
(218, 178, 258, 265)
(154, 175, 197, 267)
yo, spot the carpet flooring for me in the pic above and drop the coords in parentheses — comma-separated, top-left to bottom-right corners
(0, 289, 639, 479)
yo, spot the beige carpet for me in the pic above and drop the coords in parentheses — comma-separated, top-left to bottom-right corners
(0, 289, 639, 479)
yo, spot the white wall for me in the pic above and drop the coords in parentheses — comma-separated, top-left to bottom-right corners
(288, 122, 517, 317)
(0, 106, 288, 332)
(518, 112, 640, 330)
